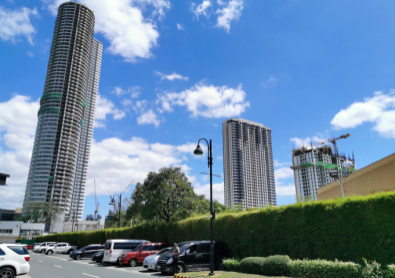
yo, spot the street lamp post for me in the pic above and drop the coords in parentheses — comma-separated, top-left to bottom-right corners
(194, 138, 215, 276)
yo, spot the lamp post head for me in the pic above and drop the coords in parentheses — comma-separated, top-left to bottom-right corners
(194, 144, 203, 155)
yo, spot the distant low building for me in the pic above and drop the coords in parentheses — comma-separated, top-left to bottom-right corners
(49, 212, 105, 234)
(318, 152, 395, 200)
(0, 209, 22, 221)
(0, 222, 44, 243)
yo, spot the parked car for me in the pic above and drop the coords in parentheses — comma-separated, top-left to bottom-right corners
(91, 251, 104, 263)
(143, 247, 172, 271)
(0, 243, 30, 278)
(119, 242, 169, 267)
(33, 242, 57, 253)
(54, 243, 78, 254)
(69, 245, 104, 260)
(103, 240, 150, 264)
(25, 245, 32, 250)
(41, 244, 57, 255)
(155, 241, 230, 274)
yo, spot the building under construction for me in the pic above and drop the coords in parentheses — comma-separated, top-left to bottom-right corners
(291, 145, 355, 201)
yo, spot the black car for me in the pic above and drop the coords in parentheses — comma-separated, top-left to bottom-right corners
(69, 245, 104, 260)
(155, 241, 230, 274)
(91, 251, 104, 263)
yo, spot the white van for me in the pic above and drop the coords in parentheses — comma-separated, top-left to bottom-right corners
(103, 239, 150, 263)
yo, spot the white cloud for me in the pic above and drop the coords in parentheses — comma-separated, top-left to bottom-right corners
(275, 167, 293, 181)
(275, 184, 295, 197)
(193, 182, 224, 204)
(0, 95, 40, 209)
(215, 0, 243, 33)
(262, 75, 278, 87)
(0, 6, 39, 45)
(331, 91, 395, 138)
(190, 0, 212, 19)
(158, 82, 250, 118)
(112, 86, 141, 98)
(290, 135, 326, 149)
(137, 109, 161, 127)
(274, 160, 290, 168)
(26, 51, 34, 57)
(95, 94, 125, 127)
(177, 23, 184, 30)
(86, 137, 196, 196)
(155, 71, 189, 81)
(133, 100, 148, 114)
(275, 166, 295, 197)
(42, 0, 170, 62)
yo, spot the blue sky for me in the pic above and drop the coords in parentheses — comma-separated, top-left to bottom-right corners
(1, 0, 395, 219)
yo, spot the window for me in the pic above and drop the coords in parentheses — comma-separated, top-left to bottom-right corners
(142, 245, 153, 251)
(7, 246, 29, 255)
(104, 243, 111, 250)
(114, 243, 136, 250)
(0, 229, 12, 234)
(0, 249, 5, 256)
(198, 244, 210, 253)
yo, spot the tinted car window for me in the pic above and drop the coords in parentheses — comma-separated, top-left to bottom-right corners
(90, 246, 101, 250)
(198, 244, 210, 253)
(114, 243, 136, 249)
(105, 243, 111, 250)
(8, 246, 29, 255)
(133, 244, 143, 251)
(142, 245, 153, 251)
(156, 248, 170, 255)
(0, 249, 5, 256)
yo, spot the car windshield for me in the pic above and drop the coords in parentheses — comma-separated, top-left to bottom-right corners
(133, 244, 143, 251)
(157, 248, 171, 255)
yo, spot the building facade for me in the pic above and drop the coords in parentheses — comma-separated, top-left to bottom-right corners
(291, 146, 355, 201)
(69, 38, 103, 221)
(23, 2, 101, 221)
(0, 222, 44, 243)
(222, 118, 276, 209)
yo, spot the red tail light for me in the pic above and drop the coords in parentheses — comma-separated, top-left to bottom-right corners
(24, 257, 30, 262)
(110, 250, 112, 254)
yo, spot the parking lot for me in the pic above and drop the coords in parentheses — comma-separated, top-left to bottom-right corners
(28, 251, 174, 278)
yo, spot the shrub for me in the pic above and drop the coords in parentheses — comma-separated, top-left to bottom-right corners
(289, 259, 361, 278)
(240, 257, 266, 274)
(386, 265, 395, 278)
(37, 192, 395, 264)
(223, 258, 241, 272)
(261, 255, 291, 276)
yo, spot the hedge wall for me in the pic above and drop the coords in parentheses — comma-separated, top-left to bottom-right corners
(37, 192, 395, 264)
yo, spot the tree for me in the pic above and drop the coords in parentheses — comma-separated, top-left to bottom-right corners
(20, 202, 61, 223)
(130, 167, 204, 222)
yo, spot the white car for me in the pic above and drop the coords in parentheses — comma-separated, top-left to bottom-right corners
(33, 242, 56, 253)
(103, 239, 149, 263)
(0, 243, 30, 278)
(54, 243, 78, 254)
(42, 244, 57, 255)
(143, 247, 172, 271)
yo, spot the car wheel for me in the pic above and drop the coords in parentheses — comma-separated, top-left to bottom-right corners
(177, 264, 185, 273)
(41, 249, 45, 253)
(0, 268, 15, 278)
(128, 258, 137, 267)
(47, 250, 53, 255)
(67, 250, 71, 255)
(76, 255, 82, 260)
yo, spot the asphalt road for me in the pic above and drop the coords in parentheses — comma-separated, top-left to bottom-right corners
(26, 251, 174, 278)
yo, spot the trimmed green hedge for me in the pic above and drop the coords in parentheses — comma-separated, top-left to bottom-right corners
(262, 255, 291, 276)
(37, 192, 395, 264)
(240, 257, 266, 274)
(223, 258, 241, 272)
(289, 259, 361, 278)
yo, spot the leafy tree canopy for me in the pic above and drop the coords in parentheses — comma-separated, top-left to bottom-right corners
(20, 202, 61, 223)
(129, 167, 208, 222)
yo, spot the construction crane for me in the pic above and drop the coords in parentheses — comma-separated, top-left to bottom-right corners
(312, 133, 350, 156)
(94, 180, 100, 220)
(109, 180, 134, 228)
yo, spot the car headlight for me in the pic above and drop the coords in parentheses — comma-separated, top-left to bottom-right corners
(166, 257, 174, 264)
(120, 254, 128, 258)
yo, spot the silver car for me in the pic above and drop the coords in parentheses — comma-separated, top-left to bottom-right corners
(143, 247, 172, 271)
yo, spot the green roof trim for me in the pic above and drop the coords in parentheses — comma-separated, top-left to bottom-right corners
(38, 107, 61, 116)
(330, 164, 338, 170)
(301, 162, 314, 167)
(40, 93, 62, 103)
(315, 161, 324, 167)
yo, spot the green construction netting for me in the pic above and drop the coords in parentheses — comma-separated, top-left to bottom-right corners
(330, 165, 338, 170)
(315, 161, 324, 167)
(40, 93, 62, 103)
(80, 119, 84, 127)
(83, 102, 86, 108)
(324, 163, 333, 169)
(301, 162, 314, 167)
(38, 107, 60, 116)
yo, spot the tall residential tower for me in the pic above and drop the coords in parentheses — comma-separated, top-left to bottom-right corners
(222, 118, 276, 209)
(24, 2, 102, 221)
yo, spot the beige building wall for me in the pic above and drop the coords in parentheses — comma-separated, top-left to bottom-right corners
(317, 152, 395, 200)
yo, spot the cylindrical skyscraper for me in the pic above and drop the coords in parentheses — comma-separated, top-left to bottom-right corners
(24, 2, 98, 218)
